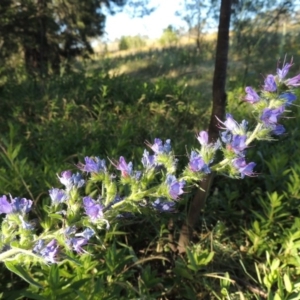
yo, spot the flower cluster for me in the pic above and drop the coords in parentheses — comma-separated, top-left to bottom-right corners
(182, 130, 219, 181)
(65, 226, 95, 254)
(245, 59, 298, 137)
(0, 195, 33, 240)
(33, 239, 59, 264)
(211, 60, 299, 178)
(0, 59, 299, 265)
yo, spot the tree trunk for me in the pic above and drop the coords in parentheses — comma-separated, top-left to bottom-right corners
(177, 0, 232, 253)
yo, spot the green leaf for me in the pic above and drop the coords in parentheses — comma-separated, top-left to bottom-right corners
(49, 264, 60, 290)
(270, 258, 280, 272)
(5, 261, 43, 289)
(283, 273, 293, 293)
(186, 249, 198, 271)
(174, 264, 194, 280)
(11, 144, 22, 161)
(1, 290, 27, 300)
(274, 292, 282, 300)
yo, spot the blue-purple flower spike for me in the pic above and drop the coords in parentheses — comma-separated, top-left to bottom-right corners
(230, 135, 247, 155)
(150, 138, 172, 154)
(152, 198, 175, 212)
(49, 188, 68, 205)
(11, 197, 33, 214)
(222, 114, 239, 132)
(77, 156, 106, 173)
(69, 238, 88, 254)
(271, 124, 285, 136)
(58, 170, 73, 187)
(166, 175, 185, 200)
(189, 151, 210, 173)
(261, 106, 284, 125)
(280, 93, 297, 106)
(264, 75, 277, 92)
(78, 228, 95, 240)
(232, 158, 256, 179)
(245, 87, 260, 104)
(141, 149, 156, 169)
(197, 131, 209, 146)
(277, 62, 292, 81)
(0, 195, 33, 215)
(83, 196, 104, 222)
(71, 173, 85, 188)
(0, 195, 13, 214)
(39, 239, 59, 263)
(286, 74, 300, 87)
(116, 156, 133, 177)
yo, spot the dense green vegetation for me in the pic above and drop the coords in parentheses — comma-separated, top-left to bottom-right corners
(1, 27, 300, 299)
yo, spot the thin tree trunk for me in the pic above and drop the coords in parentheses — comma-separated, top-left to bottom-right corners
(177, 0, 232, 253)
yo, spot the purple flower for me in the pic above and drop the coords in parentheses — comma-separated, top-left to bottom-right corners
(232, 158, 256, 179)
(12, 197, 32, 214)
(286, 74, 300, 87)
(230, 135, 247, 154)
(133, 171, 142, 181)
(223, 114, 239, 131)
(152, 198, 175, 212)
(39, 239, 59, 263)
(69, 238, 88, 254)
(64, 227, 95, 254)
(115, 156, 133, 177)
(218, 115, 248, 137)
(221, 131, 231, 144)
(166, 175, 185, 200)
(76, 228, 95, 240)
(83, 196, 103, 222)
(71, 173, 85, 188)
(245, 87, 260, 104)
(189, 151, 210, 173)
(280, 93, 297, 106)
(0, 195, 13, 214)
(277, 62, 292, 81)
(197, 131, 209, 145)
(77, 157, 106, 173)
(261, 106, 284, 125)
(49, 188, 68, 205)
(0, 195, 32, 215)
(57, 171, 85, 190)
(57, 170, 72, 187)
(264, 75, 277, 92)
(271, 124, 285, 135)
(141, 149, 156, 169)
(149, 138, 171, 154)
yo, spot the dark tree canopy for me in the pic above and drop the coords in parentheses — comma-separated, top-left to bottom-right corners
(0, 0, 130, 75)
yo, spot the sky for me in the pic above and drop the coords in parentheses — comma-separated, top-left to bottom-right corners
(103, 0, 187, 42)
(98, 0, 300, 44)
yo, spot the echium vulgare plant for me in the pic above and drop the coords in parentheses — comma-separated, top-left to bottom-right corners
(0, 60, 299, 270)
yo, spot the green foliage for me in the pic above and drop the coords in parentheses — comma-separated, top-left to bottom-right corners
(159, 26, 179, 47)
(0, 0, 126, 75)
(118, 35, 147, 50)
